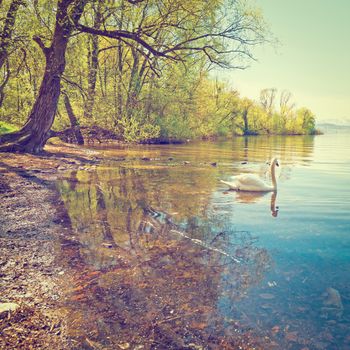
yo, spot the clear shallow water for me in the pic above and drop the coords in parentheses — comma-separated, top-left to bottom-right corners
(57, 134, 350, 349)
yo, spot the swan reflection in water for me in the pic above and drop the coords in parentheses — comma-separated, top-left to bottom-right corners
(231, 191, 279, 217)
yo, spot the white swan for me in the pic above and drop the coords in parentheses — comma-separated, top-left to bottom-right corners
(221, 158, 279, 192)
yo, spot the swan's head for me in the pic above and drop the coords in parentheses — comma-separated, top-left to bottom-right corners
(271, 158, 279, 167)
(267, 158, 279, 167)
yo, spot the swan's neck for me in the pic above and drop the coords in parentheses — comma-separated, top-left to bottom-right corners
(270, 163, 277, 190)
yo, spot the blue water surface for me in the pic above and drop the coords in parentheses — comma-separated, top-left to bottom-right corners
(59, 132, 350, 349)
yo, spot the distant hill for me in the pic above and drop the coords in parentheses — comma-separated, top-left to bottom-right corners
(317, 123, 350, 133)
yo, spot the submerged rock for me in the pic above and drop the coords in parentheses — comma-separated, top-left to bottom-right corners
(321, 287, 343, 319)
(323, 287, 343, 308)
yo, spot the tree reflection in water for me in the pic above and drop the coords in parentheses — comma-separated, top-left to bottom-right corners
(55, 135, 316, 348)
(56, 164, 275, 349)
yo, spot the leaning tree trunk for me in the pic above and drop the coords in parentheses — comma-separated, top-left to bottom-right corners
(63, 93, 84, 145)
(0, 0, 87, 153)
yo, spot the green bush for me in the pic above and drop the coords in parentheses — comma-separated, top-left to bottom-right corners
(0, 122, 18, 135)
(117, 115, 160, 143)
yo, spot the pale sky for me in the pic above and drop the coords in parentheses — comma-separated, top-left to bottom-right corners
(223, 0, 350, 124)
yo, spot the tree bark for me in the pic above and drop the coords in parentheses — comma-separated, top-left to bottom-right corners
(83, 34, 99, 120)
(0, 59, 10, 106)
(144, 72, 155, 119)
(126, 48, 149, 118)
(0, 0, 24, 71)
(83, 0, 102, 120)
(0, 0, 87, 153)
(114, 0, 126, 125)
(116, 42, 124, 123)
(0, 0, 24, 107)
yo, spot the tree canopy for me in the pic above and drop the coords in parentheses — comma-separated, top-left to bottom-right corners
(0, 0, 316, 152)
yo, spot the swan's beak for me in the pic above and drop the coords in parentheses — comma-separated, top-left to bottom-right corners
(276, 161, 279, 167)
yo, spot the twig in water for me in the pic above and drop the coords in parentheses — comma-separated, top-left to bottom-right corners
(170, 229, 241, 263)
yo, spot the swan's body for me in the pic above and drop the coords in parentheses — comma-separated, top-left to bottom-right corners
(221, 158, 279, 192)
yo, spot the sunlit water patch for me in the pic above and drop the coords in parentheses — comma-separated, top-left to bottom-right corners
(56, 134, 350, 349)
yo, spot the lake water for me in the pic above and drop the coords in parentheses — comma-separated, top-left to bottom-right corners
(57, 133, 350, 349)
